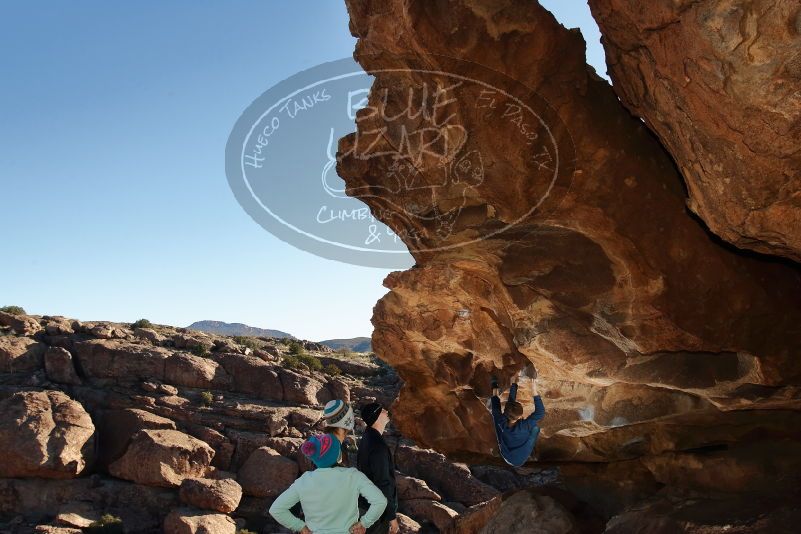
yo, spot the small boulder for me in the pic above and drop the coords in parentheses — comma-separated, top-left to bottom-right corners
(89, 323, 117, 339)
(43, 316, 75, 336)
(215, 353, 283, 400)
(213, 339, 251, 355)
(264, 437, 315, 473)
(326, 377, 351, 403)
(185, 425, 233, 471)
(179, 477, 242, 513)
(97, 408, 177, 468)
(172, 333, 214, 353)
(134, 327, 166, 344)
(395, 445, 499, 506)
(397, 474, 441, 501)
(0, 390, 95, 478)
(109, 429, 214, 487)
(54, 501, 101, 528)
(238, 447, 298, 497)
(318, 355, 380, 376)
(0, 311, 42, 335)
(163, 508, 236, 534)
(159, 383, 179, 395)
(165, 352, 229, 389)
(279, 368, 331, 405)
(397, 513, 422, 534)
(0, 336, 46, 373)
(400, 499, 459, 531)
(44, 347, 82, 385)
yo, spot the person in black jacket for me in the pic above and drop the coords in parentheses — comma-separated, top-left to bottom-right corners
(356, 402, 399, 534)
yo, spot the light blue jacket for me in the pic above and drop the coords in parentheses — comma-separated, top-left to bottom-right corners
(269, 466, 387, 533)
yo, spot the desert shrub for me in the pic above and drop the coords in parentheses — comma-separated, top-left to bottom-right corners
(282, 353, 322, 372)
(190, 344, 210, 357)
(299, 353, 323, 371)
(130, 318, 153, 329)
(324, 363, 342, 376)
(86, 514, 124, 533)
(282, 354, 303, 370)
(0, 305, 25, 315)
(199, 391, 214, 407)
(233, 336, 261, 350)
(336, 347, 352, 358)
(287, 340, 304, 355)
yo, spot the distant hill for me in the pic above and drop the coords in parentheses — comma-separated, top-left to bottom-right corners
(319, 336, 372, 353)
(187, 320, 371, 352)
(187, 320, 294, 339)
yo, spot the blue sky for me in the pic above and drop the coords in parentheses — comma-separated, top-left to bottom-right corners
(0, 1, 607, 341)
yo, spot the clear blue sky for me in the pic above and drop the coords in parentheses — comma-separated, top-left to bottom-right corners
(0, 1, 606, 341)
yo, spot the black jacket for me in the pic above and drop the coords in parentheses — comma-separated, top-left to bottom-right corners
(357, 427, 398, 521)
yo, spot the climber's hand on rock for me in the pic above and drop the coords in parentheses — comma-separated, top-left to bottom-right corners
(389, 518, 400, 533)
(349, 521, 366, 534)
(301, 527, 313, 534)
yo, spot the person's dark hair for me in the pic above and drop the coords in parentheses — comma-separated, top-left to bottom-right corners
(505, 401, 524, 421)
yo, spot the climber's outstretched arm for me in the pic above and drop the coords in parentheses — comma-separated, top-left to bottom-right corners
(525, 395, 546, 423)
(508, 381, 519, 403)
(490, 392, 502, 421)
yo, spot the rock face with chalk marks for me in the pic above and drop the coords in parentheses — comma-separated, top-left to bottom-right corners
(339, 0, 801, 528)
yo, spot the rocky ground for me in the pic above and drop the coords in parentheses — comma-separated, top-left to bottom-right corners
(4, 310, 797, 533)
(0, 310, 524, 533)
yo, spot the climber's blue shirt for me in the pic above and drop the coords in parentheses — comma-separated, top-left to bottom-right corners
(491, 383, 545, 467)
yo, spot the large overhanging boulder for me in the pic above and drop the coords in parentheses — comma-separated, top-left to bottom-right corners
(589, 0, 801, 261)
(338, 0, 801, 461)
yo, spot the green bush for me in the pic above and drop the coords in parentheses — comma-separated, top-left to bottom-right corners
(130, 318, 153, 329)
(199, 391, 214, 407)
(86, 514, 124, 533)
(0, 305, 25, 315)
(282, 354, 302, 370)
(287, 340, 304, 355)
(190, 344, 210, 357)
(300, 353, 323, 371)
(324, 363, 342, 376)
(233, 336, 261, 350)
(282, 353, 322, 372)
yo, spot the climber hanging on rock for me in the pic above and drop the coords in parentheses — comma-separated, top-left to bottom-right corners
(490, 363, 545, 467)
